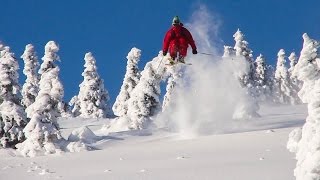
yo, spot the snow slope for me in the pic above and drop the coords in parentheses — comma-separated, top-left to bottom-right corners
(0, 104, 306, 180)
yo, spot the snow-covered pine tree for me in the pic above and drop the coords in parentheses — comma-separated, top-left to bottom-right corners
(21, 44, 40, 108)
(288, 52, 298, 75)
(265, 64, 275, 100)
(70, 52, 111, 118)
(254, 54, 271, 100)
(0, 46, 27, 148)
(255, 54, 267, 86)
(288, 52, 301, 104)
(162, 65, 183, 112)
(112, 47, 141, 117)
(273, 49, 293, 104)
(17, 41, 65, 156)
(233, 29, 255, 87)
(288, 33, 320, 180)
(233, 29, 253, 60)
(126, 54, 163, 130)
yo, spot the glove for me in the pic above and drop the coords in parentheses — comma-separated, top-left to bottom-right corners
(163, 51, 167, 56)
(192, 49, 198, 54)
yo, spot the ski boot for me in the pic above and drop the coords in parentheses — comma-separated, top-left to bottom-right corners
(178, 56, 185, 64)
(168, 57, 175, 65)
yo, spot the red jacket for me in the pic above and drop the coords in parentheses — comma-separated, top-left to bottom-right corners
(163, 24, 197, 53)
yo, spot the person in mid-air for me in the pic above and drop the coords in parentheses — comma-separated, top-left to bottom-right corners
(162, 16, 197, 65)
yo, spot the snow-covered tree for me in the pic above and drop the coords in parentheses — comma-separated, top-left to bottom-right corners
(234, 29, 253, 60)
(255, 54, 267, 86)
(233, 29, 255, 87)
(126, 54, 163, 129)
(265, 64, 275, 99)
(162, 65, 183, 112)
(0, 45, 27, 148)
(288, 52, 302, 104)
(21, 44, 40, 108)
(17, 41, 65, 156)
(112, 47, 141, 117)
(70, 52, 111, 118)
(273, 49, 293, 104)
(289, 53, 302, 103)
(288, 52, 298, 75)
(288, 33, 320, 180)
(253, 54, 272, 100)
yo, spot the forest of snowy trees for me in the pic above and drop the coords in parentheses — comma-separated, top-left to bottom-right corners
(0, 29, 319, 179)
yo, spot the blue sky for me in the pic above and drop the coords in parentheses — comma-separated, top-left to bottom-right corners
(1, 0, 319, 103)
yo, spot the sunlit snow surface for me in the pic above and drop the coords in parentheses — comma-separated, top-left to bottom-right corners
(0, 104, 306, 180)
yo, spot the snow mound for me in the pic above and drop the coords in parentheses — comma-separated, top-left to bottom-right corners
(65, 141, 88, 153)
(68, 126, 99, 144)
(100, 117, 131, 133)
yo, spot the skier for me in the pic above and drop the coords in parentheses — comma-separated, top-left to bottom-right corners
(163, 16, 197, 65)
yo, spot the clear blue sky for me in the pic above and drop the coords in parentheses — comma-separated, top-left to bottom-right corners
(1, 0, 319, 103)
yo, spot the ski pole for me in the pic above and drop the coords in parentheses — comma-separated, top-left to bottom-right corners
(198, 52, 214, 56)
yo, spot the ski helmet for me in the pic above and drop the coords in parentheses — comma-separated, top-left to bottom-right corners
(172, 16, 181, 25)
